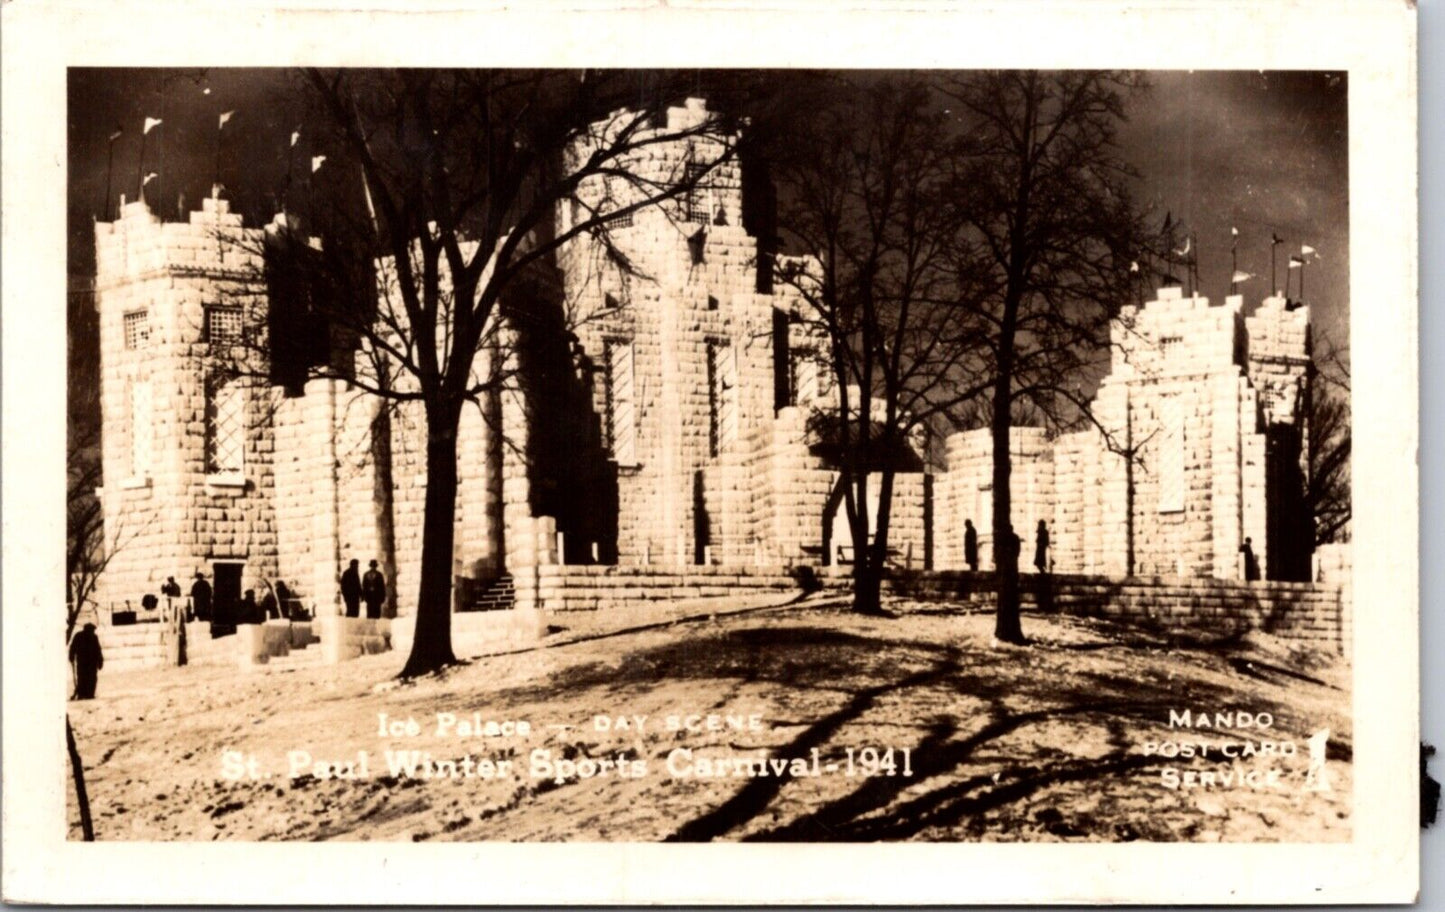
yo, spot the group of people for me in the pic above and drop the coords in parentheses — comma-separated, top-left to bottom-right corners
(961, 518, 1264, 582)
(340, 559, 388, 619)
(962, 518, 1051, 573)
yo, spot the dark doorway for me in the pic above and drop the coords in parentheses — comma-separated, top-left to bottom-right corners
(212, 562, 243, 635)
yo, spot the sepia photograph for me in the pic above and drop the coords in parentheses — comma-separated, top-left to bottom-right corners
(63, 65, 1354, 843)
(2, 1, 1418, 905)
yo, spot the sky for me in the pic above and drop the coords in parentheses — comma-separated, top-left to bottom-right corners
(67, 68, 1349, 354)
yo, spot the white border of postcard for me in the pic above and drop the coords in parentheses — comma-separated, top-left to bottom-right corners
(2, 0, 1417, 904)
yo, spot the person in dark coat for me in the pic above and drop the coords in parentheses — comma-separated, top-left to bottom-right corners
(161, 576, 182, 599)
(69, 623, 103, 700)
(275, 580, 298, 620)
(1240, 537, 1260, 581)
(259, 586, 280, 621)
(1002, 525, 1022, 567)
(340, 559, 362, 618)
(362, 560, 386, 620)
(1034, 520, 1050, 574)
(964, 520, 979, 572)
(190, 571, 212, 622)
(240, 589, 261, 625)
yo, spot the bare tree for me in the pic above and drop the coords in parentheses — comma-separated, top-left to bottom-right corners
(1308, 331, 1351, 546)
(943, 71, 1150, 643)
(207, 70, 747, 676)
(772, 78, 990, 614)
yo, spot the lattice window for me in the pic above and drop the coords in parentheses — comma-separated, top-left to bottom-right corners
(605, 178, 633, 228)
(123, 310, 150, 350)
(603, 339, 636, 466)
(685, 162, 711, 224)
(206, 306, 243, 343)
(129, 380, 152, 477)
(706, 339, 737, 457)
(206, 376, 246, 474)
(1158, 395, 1185, 513)
(790, 347, 818, 405)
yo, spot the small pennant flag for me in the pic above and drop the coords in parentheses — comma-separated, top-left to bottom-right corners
(109, 125, 123, 142)
(1231, 270, 1254, 283)
(218, 110, 235, 130)
(311, 155, 327, 173)
(143, 172, 158, 186)
(1231, 226, 1239, 237)
(143, 116, 163, 134)
(1288, 255, 1304, 268)
(1162, 210, 1173, 230)
(290, 128, 300, 148)
(1271, 232, 1284, 247)
(1301, 244, 1317, 257)
(1175, 236, 1191, 257)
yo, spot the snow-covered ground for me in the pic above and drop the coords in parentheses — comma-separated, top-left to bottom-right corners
(66, 598, 1351, 842)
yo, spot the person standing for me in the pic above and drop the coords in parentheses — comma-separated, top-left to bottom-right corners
(259, 585, 280, 621)
(1240, 537, 1260, 582)
(340, 559, 362, 618)
(1003, 525, 1022, 568)
(964, 519, 979, 572)
(69, 623, 104, 700)
(362, 560, 386, 620)
(190, 571, 212, 622)
(1034, 520, 1050, 574)
(240, 589, 261, 625)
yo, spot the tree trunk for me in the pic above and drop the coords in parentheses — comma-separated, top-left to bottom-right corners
(66, 716, 94, 841)
(849, 471, 880, 614)
(370, 403, 399, 618)
(991, 373, 1025, 644)
(400, 400, 461, 678)
(855, 467, 897, 615)
(852, 554, 883, 614)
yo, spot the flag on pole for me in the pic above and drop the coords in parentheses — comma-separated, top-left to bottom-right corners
(1289, 256, 1304, 268)
(1271, 232, 1283, 247)
(290, 128, 301, 148)
(144, 117, 163, 134)
(143, 172, 158, 186)
(311, 155, 327, 173)
(1175, 236, 1191, 256)
(1301, 244, 1317, 257)
(109, 126, 124, 142)
(1231, 270, 1254, 283)
(218, 110, 235, 130)
(360, 166, 379, 232)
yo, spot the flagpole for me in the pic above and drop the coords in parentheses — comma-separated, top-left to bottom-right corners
(1230, 234, 1238, 295)
(1192, 233, 1200, 297)
(1270, 234, 1280, 296)
(135, 130, 147, 205)
(103, 135, 117, 221)
(157, 91, 166, 221)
